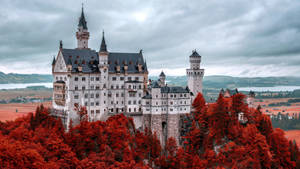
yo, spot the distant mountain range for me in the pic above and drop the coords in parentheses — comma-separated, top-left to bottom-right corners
(0, 71, 299, 89)
(0, 72, 52, 84)
(150, 75, 300, 89)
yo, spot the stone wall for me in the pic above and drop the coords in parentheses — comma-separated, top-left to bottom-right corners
(167, 114, 180, 145)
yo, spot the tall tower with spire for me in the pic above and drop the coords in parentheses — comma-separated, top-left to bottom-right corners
(186, 50, 204, 97)
(98, 31, 108, 67)
(76, 6, 90, 49)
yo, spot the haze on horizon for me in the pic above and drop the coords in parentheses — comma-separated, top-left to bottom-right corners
(0, 0, 300, 77)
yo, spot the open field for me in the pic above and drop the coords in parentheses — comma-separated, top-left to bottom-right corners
(285, 130, 300, 146)
(0, 88, 52, 101)
(0, 102, 51, 122)
(254, 98, 300, 116)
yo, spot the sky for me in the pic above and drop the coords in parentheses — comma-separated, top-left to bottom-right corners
(0, 0, 300, 77)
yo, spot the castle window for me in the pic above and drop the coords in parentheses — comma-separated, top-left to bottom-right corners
(184, 94, 186, 97)
(91, 102, 94, 106)
(112, 77, 117, 81)
(139, 93, 142, 97)
(128, 85, 131, 89)
(170, 94, 173, 98)
(128, 77, 132, 81)
(96, 102, 99, 106)
(96, 77, 100, 81)
(139, 85, 142, 89)
(128, 101, 131, 105)
(121, 85, 124, 89)
(91, 94, 94, 98)
(85, 94, 88, 98)
(103, 84, 106, 88)
(170, 108, 173, 111)
(91, 85, 94, 89)
(111, 85, 114, 89)
(116, 85, 119, 89)
(170, 101, 173, 105)
(104, 92, 106, 96)
(133, 100, 136, 104)
(96, 93, 99, 98)
(82, 86, 85, 90)
(91, 77, 94, 81)
(111, 101, 113, 104)
(82, 77, 86, 81)
(120, 77, 124, 80)
(129, 108, 131, 112)
(108, 93, 111, 97)
(75, 86, 78, 90)
(96, 110, 100, 114)
(85, 102, 88, 106)
(138, 100, 141, 104)
(74, 95, 79, 99)
(96, 86, 100, 90)
(135, 77, 139, 81)
(116, 93, 119, 97)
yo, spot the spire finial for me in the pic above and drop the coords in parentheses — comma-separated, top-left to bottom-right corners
(78, 4, 87, 30)
(100, 30, 107, 52)
(59, 40, 63, 49)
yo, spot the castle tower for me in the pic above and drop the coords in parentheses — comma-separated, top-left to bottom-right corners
(98, 31, 109, 119)
(159, 71, 166, 87)
(98, 31, 108, 67)
(76, 6, 90, 49)
(186, 50, 204, 97)
(247, 91, 255, 108)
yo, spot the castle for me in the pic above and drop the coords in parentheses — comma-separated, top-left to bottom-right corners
(51, 7, 204, 145)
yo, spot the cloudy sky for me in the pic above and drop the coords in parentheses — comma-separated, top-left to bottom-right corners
(0, 0, 300, 77)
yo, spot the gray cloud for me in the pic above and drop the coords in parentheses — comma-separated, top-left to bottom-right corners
(0, 0, 300, 76)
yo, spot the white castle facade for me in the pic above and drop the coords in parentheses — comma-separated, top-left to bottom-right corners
(52, 8, 204, 145)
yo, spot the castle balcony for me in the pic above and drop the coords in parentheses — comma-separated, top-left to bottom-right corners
(53, 81, 66, 92)
(128, 89, 138, 92)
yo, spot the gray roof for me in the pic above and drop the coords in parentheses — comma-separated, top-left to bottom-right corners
(108, 52, 147, 73)
(161, 86, 190, 93)
(159, 71, 166, 77)
(61, 49, 99, 73)
(190, 50, 201, 58)
(142, 93, 152, 99)
(60, 48, 147, 73)
(226, 88, 239, 96)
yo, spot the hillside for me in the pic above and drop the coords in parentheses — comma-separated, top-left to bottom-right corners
(1, 71, 300, 89)
(0, 94, 298, 168)
(150, 75, 300, 89)
(0, 72, 52, 84)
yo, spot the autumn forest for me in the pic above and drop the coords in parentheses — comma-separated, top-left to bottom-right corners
(0, 93, 299, 168)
